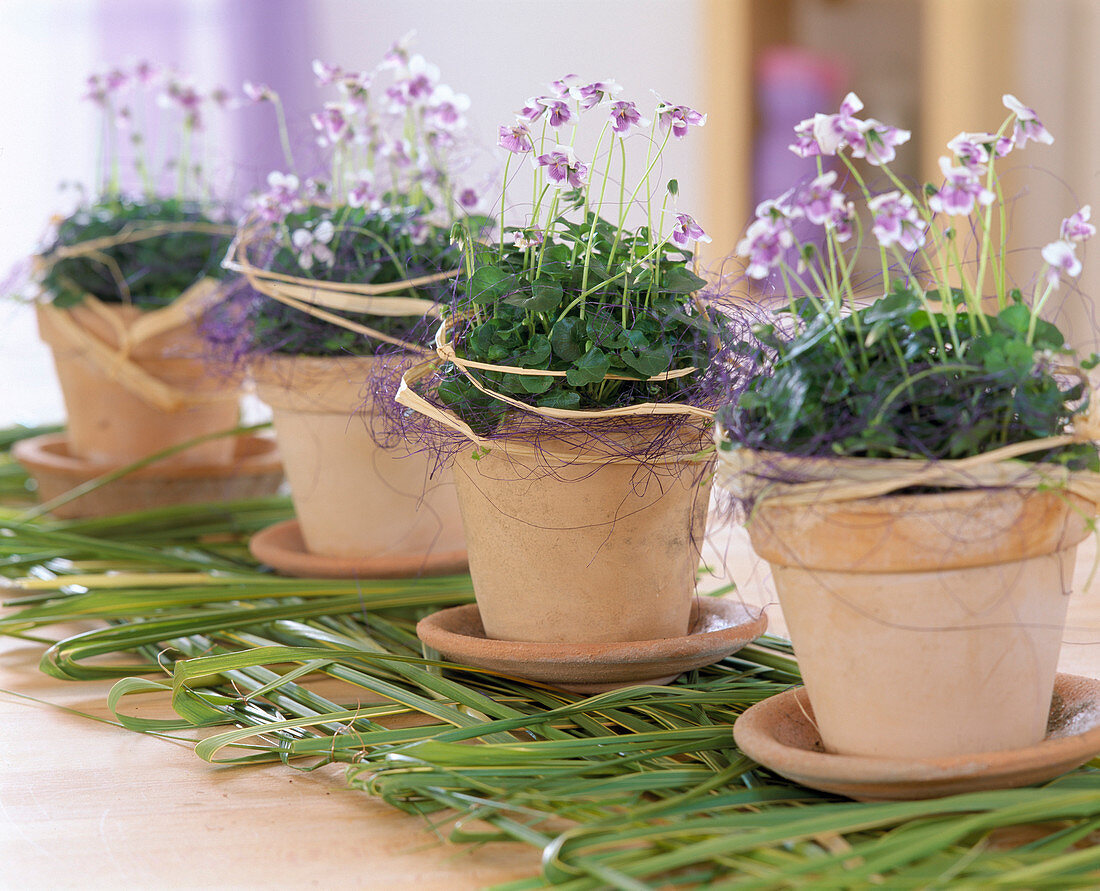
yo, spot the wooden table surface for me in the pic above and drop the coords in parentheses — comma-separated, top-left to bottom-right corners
(4, 520, 1100, 889)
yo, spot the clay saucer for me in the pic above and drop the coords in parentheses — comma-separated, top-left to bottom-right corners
(13, 432, 284, 519)
(249, 518, 469, 579)
(733, 673, 1100, 801)
(416, 597, 768, 693)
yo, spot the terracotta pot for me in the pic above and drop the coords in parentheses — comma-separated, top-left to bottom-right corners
(252, 354, 465, 561)
(37, 301, 239, 466)
(452, 425, 714, 644)
(748, 487, 1092, 760)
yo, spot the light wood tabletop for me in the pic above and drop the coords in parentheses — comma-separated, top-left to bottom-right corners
(4, 520, 1100, 888)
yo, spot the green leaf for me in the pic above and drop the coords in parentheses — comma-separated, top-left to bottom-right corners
(619, 344, 673, 378)
(468, 265, 512, 304)
(537, 388, 582, 410)
(662, 267, 706, 294)
(551, 317, 587, 362)
(566, 347, 611, 386)
(503, 278, 563, 313)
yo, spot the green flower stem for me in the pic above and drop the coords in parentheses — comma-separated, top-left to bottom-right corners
(1028, 274, 1056, 344)
(580, 128, 616, 297)
(498, 153, 513, 260)
(613, 127, 671, 262)
(270, 95, 297, 172)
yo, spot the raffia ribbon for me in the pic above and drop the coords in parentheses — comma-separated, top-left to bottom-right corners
(38, 277, 230, 412)
(714, 426, 1100, 508)
(223, 228, 458, 354)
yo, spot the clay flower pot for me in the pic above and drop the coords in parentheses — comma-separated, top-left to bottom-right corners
(251, 354, 465, 565)
(37, 286, 240, 467)
(747, 487, 1092, 760)
(452, 426, 714, 644)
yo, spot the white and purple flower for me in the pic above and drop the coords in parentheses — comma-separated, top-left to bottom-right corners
(869, 190, 927, 253)
(1061, 206, 1095, 242)
(928, 157, 995, 216)
(655, 99, 706, 139)
(579, 80, 622, 109)
(737, 216, 794, 280)
(609, 100, 648, 134)
(1003, 94, 1054, 148)
(291, 219, 336, 270)
(670, 213, 711, 247)
(535, 146, 588, 190)
(310, 102, 351, 147)
(513, 227, 545, 250)
(498, 122, 534, 154)
(947, 131, 1012, 170)
(1041, 239, 1081, 288)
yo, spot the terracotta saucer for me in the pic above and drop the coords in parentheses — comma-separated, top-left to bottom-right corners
(733, 673, 1100, 801)
(13, 432, 284, 519)
(249, 518, 469, 579)
(416, 597, 768, 693)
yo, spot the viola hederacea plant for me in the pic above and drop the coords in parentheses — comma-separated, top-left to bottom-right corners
(232, 38, 484, 358)
(720, 92, 1099, 469)
(436, 74, 728, 427)
(39, 62, 237, 310)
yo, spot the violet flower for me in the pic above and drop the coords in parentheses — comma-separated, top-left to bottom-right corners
(1041, 239, 1081, 288)
(1003, 94, 1054, 148)
(312, 59, 343, 86)
(655, 99, 706, 139)
(347, 171, 379, 210)
(1061, 206, 1095, 242)
(550, 74, 581, 99)
(458, 188, 480, 210)
(540, 98, 573, 128)
(928, 157, 995, 216)
(498, 122, 534, 153)
(806, 91, 865, 156)
(671, 213, 711, 246)
(579, 80, 622, 109)
(536, 146, 588, 189)
(791, 171, 846, 227)
(609, 100, 648, 134)
(869, 191, 926, 253)
(851, 120, 911, 166)
(517, 98, 547, 124)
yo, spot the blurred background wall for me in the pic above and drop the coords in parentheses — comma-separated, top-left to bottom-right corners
(3, 0, 1100, 427)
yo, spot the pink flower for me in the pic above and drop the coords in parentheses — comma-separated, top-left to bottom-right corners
(670, 213, 710, 247)
(517, 98, 547, 124)
(498, 122, 533, 154)
(869, 191, 926, 253)
(347, 171, 378, 210)
(1061, 206, 1095, 242)
(1041, 239, 1081, 288)
(609, 100, 648, 134)
(1003, 94, 1054, 148)
(655, 99, 706, 139)
(790, 171, 846, 227)
(458, 188, 480, 210)
(928, 157, 995, 216)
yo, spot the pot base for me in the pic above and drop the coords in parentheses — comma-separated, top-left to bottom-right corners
(416, 597, 767, 693)
(13, 433, 283, 519)
(249, 518, 469, 579)
(733, 673, 1100, 801)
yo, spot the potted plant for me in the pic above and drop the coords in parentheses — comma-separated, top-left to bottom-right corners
(223, 45, 477, 577)
(26, 63, 243, 469)
(391, 75, 764, 673)
(718, 92, 1100, 761)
